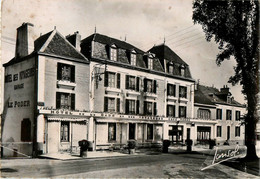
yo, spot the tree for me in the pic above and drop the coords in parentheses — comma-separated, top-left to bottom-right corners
(193, 0, 259, 159)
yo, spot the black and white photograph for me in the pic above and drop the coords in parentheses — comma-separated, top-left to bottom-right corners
(1, 0, 259, 178)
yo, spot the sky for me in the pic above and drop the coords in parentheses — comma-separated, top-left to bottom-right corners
(1, 0, 245, 104)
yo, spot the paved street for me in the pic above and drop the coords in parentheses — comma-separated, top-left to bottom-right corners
(1, 152, 257, 178)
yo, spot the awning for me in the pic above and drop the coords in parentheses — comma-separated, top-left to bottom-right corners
(95, 118, 164, 124)
(47, 117, 87, 122)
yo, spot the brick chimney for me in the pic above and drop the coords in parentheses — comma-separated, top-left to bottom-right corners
(220, 85, 230, 94)
(15, 23, 34, 58)
(66, 31, 81, 51)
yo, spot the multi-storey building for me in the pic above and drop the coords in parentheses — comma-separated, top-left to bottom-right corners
(2, 23, 90, 156)
(2, 23, 246, 157)
(194, 84, 246, 145)
(80, 33, 195, 149)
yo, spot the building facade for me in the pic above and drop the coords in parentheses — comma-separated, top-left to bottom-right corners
(2, 23, 246, 157)
(194, 84, 246, 145)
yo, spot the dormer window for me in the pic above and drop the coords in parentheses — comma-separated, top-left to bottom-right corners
(168, 62, 174, 74)
(148, 58, 153, 70)
(130, 53, 136, 66)
(180, 64, 185, 77)
(110, 45, 117, 61)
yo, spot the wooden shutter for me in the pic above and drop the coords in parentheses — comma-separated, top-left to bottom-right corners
(136, 100, 140, 114)
(56, 92, 61, 109)
(144, 101, 147, 115)
(167, 105, 169, 116)
(153, 102, 157, 116)
(126, 75, 129, 89)
(167, 84, 170, 95)
(153, 80, 157, 94)
(117, 73, 121, 89)
(104, 71, 108, 87)
(71, 94, 75, 110)
(144, 78, 147, 92)
(125, 99, 129, 114)
(57, 63, 62, 80)
(136, 77, 140, 91)
(117, 98, 120, 113)
(71, 65, 75, 82)
(104, 97, 108, 112)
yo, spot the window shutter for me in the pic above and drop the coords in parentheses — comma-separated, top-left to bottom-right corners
(125, 99, 129, 114)
(57, 63, 62, 80)
(104, 72, 108, 87)
(167, 84, 170, 95)
(56, 92, 61, 109)
(117, 98, 120, 113)
(153, 80, 157, 94)
(136, 100, 140, 114)
(153, 102, 157, 116)
(71, 65, 75, 82)
(104, 97, 108, 112)
(144, 78, 147, 92)
(126, 75, 129, 89)
(117, 73, 121, 89)
(136, 77, 140, 91)
(144, 101, 147, 115)
(71, 94, 75, 110)
(167, 105, 169, 116)
(173, 85, 176, 97)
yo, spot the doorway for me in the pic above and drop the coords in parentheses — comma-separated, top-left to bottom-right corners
(129, 123, 135, 140)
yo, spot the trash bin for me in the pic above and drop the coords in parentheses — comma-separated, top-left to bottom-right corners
(185, 139, 193, 152)
(79, 140, 89, 158)
(162, 140, 171, 153)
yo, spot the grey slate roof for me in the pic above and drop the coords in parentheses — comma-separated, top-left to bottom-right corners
(81, 33, 144, 54)
(148, 44, 192, 78)
(4, 30, 88, 66)
(195, 84, 244, 107)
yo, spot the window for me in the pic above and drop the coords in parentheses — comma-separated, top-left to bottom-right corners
(226, 110, 232, 120)
(21, 118, 31, 142)
(57, 63, 75, 82)
(216, 109, 222, 120)
(105, 72, 120, 88)
(167, 105, 175, 117)
(179, 106, 187, 118)
(104, 97, 116, 112)
(236, 111, 240, 121)
(147, 80, 153, 93)
(108, 123, 116, 141)
(197, 126, 211, 143)
(197, 109, 211, 119)
(217, 126, 222, 137)
(148, 58, 153, 69)
(167, 84, 176, 96)
(144, 79, 157, 94)
(126, 99, 136, 114)
(126, 75, 139, 91)
(179, 86, 187, 98)
(61, 122, 69, 142)
(168, 65, 173, 74)
(180, 65, 185, 77)
(144, 101, 157, 115)
(147, 124, 153, 140)
(110, 47, 117, 61)
(131, 53, 136, 66)
(108, 73, 115, 87)
(235, 126, 240, 137)
(56, 92, 75, 110)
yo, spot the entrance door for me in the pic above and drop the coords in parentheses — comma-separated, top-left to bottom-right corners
(227, 126, 230, 140)
(197, 126, 211, 144)
(169, 125, 183, 144)
(187, 128, 191, 140)
(129, 123, 135, 140)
